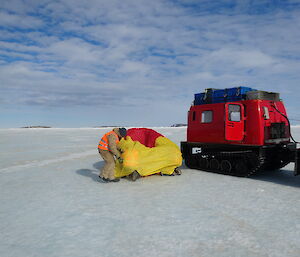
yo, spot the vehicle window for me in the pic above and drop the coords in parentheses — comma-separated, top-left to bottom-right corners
(263, 106, 270, 119)
(201, 111, 213, 123)
(192, 111, 196, 121)
(229, 104, 241, 122)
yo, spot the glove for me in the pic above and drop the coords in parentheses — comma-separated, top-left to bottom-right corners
(117, 157, 124, 163)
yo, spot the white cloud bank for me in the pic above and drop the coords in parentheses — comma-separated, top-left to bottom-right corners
(0, 0, 300, 126)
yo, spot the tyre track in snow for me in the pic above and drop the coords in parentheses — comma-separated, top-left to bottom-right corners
(0, 150, 96, 174)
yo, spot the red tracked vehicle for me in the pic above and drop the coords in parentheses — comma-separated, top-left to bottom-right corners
(180, 87, 300, 177)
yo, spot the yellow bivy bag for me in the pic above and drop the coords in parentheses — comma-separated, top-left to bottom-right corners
(114, 128, 182, 178)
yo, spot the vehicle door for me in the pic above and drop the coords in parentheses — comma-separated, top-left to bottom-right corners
(225, 103, 245, 141)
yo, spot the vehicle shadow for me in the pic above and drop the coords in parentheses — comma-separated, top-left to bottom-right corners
(250, 169, 300, 188)
(76, 161, 104, 182)
(183, 162, 300, 188)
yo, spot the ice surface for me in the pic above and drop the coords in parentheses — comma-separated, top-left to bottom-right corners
(0, 127, 300, 257)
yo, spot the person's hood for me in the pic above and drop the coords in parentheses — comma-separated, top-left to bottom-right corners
(113, 128, 127, 138)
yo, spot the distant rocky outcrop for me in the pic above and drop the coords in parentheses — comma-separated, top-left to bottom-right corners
(93, 126, 119, 128)
(171, 123, 187, 127)
(21, 126, 51, 128)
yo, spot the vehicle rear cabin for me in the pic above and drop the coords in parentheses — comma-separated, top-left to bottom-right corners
(181, 87, 300, 177)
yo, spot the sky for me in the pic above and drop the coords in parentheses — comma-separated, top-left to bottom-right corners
(0, 0, 300, 128)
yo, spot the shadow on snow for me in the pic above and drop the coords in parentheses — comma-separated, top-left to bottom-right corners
(76, 161, 104, 182)
(78, 161, 300, 188)
(250, 169, 300, 188)
(183, 163, 300, 188)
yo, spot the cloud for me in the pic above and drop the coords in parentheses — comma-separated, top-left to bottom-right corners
(209, 48, 275, 68)
(0, 11, 43, 29)
(118, 61, 150, 74)
(0, 0, 300, 126)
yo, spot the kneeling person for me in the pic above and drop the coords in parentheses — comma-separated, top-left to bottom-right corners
(98, 127, 127, 182)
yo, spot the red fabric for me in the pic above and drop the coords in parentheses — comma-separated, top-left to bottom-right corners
(127, 128, 164, 148)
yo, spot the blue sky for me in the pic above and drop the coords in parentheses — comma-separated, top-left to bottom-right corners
(1, 0, 300, 128)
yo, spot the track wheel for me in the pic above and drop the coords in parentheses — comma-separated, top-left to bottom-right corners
(198, 158, 209, 170)
(234, 159, 249, 177)
(210, 159, 220, 171)
(221, 160, 232, 173)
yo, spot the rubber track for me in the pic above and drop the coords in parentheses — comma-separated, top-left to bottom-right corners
(192, 150, 264, 177)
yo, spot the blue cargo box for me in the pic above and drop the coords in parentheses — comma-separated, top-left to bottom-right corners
(194, 93, 208, 105)
(212, 89, 227, 103)
(226, 87, 254, 97)
(194, 87, 256, 105)
(212, 87, 255, 103)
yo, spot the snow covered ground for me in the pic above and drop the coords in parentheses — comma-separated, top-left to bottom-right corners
(1, 127, 300, 257)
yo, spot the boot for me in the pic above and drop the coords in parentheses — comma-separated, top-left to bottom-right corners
(174, 168, 182, 175)
(131, 170, 140, 181)
(99, 176, 109, 183)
